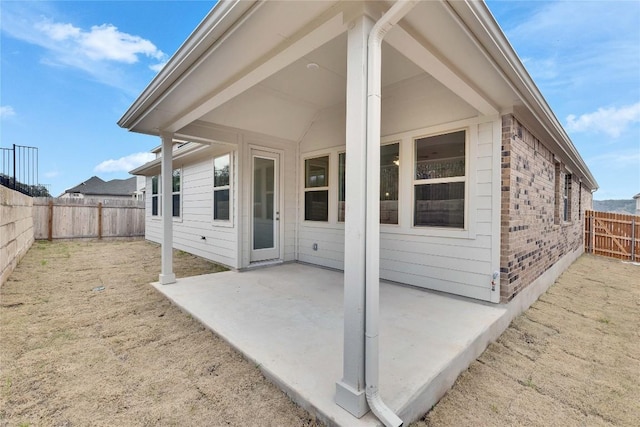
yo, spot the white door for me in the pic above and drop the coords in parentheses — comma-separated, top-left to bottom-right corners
(250, 151, 280, 262)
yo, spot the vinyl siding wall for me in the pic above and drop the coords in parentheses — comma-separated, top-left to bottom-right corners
(145, 130, 298, 270)
(145, 149, 239, 269)
(297, 101, 501, 301)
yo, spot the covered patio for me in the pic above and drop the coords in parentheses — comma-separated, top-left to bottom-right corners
(152, 262, 509, 426)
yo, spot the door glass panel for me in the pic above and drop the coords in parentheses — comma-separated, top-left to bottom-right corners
(253, 157, 275, 250)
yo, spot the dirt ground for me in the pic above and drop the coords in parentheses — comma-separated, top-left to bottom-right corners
(0, 239, 318, 427)
(414, 254, 640, 427)
(1, 240, 638, 427)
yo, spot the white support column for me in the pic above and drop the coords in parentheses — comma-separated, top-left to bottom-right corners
(159, 131, 176, 285)
(335, 14, 372, 418)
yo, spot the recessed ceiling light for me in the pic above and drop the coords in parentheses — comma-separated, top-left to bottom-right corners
(306, 62, 319, 70)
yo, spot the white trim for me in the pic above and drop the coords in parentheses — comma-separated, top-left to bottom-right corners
(490, 118, 502, 303)
(301, 153, 332, 224)
(171, 168, 183, 222)
(410, 129, 468, 235)
(249, 146, 285, 263)
(212, 152, 234, 227)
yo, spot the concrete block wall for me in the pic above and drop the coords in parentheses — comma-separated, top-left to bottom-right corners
(499, 115, 589, 302)
(0, 186, 35, 286)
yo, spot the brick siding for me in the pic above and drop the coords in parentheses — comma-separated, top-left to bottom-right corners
(500, 115, 592, 302)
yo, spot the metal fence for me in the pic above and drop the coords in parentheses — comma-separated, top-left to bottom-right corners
(0, 144, 50, 196)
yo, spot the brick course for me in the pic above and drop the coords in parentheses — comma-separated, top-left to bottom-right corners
(499, 115, 592, 302)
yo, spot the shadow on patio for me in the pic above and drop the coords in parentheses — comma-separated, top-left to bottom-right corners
(153, 262, 507, 426)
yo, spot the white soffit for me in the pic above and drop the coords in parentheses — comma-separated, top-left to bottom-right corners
(167, 3, 347, 134)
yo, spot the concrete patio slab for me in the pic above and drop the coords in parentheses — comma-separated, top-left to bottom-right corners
(152, 262, 508, 426)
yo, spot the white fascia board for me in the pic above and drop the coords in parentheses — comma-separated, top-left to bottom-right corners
(458, 0, 598, 190)
(385, 24, 498, 116)
(129, 142, 210, 176)
(165, 10, 348, 134)
(118, 1, 259, 130)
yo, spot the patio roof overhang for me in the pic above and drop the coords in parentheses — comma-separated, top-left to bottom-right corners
(118, 0, 596, 191)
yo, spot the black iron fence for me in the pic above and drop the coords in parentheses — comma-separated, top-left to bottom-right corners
(0, 144, 50, 197)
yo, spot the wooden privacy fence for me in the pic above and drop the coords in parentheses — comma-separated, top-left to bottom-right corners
(584, 210, 639, 261)
(33, 198, 145, 240)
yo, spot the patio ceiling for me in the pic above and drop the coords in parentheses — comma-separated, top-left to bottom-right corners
(123, 1, 506, 142)
(196, 33, 448, 142)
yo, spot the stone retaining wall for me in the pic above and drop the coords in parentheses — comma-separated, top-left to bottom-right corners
(0, 186, 34, 286)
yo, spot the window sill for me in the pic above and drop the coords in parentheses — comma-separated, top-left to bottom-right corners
(150, 216, 183, 223)
(212, 220, 234, 228)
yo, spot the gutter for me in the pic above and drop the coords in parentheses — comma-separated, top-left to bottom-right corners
(452, 1, 598, 191)
(365, 2, 418, 426)
(118, 0, 259, 131)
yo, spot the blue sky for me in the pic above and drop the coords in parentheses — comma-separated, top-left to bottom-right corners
(1, 1, 639, 199)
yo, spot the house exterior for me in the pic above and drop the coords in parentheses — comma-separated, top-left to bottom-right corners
(120, 0, 597, 423)
(60, 176, 138, 202)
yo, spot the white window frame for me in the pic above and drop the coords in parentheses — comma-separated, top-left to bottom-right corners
(172, 168, 182, 219)
(303, 154, 330, 223)
(380, 141, 401, 226)
(151, 175, 161, 217)
(213, 153, 233, 225)
(337, 151, 346, 223)
(412, 128, 468, 230)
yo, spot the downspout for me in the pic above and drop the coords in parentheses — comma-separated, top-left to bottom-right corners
(365, 2, 418, 427)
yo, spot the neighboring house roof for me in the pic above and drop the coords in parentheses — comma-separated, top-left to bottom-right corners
(64, 176, 137, 196)
(634, 193, 640, 200)
(118, 0, 597, 190)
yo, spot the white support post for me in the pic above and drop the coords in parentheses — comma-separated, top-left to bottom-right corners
(159, 131, 176, 285)
(335, 14, 372, 418)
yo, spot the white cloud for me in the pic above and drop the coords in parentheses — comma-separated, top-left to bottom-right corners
(44, 170, 60, 179)
(35, 21, 80, 41)
(95, 152, 155, 173)
(566, 103, 640, 138)
(0, 4, 167, 91)
(80, 24, 165, 63)
(33, 18, 167, 65)
(0, 106, 16, 118)
(149, 61, 167, 73)
(500, 1, 640, 93)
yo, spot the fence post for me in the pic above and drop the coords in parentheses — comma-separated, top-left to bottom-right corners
(48, 199, 53, 241)
(632, 218, 636, 262)
(12, 144, 16, 190)
(98, 202, 103, 239)
(593, 211, 596, 254)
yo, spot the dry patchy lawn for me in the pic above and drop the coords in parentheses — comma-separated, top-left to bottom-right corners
(1, 240, 638, 427)
(0, 239, 319, 427)
(413, 255, 640, 427)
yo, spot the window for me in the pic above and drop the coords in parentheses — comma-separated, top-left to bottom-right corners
(151, 175, 160, 216)
(338, 153, 346, 222)
(381, 143, 399, 224)
(563, 173, 572, 222)
(578, 182, 582, 220)
(172, 169, 181, 217)
(304, 156, 329, 221)
(413, 130, 466, 228)
(213, 154, 231, 221)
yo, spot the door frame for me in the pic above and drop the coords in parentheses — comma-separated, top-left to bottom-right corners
(249, 147, 283, 263)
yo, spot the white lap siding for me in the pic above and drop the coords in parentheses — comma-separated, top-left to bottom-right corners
(298, 116, 500, 302)
(145, 155, 239, 269)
